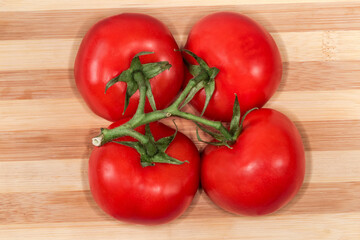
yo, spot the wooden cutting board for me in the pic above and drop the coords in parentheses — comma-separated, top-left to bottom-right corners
(1, 0, 359, 239)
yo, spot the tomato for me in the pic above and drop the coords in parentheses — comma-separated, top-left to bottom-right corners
(75, 13, 184, 121)
(88, 119, 200, 225)
(184, 12, 282, 122)
(201, 109, 305, 215)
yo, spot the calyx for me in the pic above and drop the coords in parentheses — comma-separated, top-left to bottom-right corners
(113, 122, 188, 167)
(181, 50, 219, 115)
(196, 95, 258, 147)
(93, 50, 258, 166)
(105, 52, 171, 114)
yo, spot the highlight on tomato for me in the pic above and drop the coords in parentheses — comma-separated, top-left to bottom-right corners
(201, 108, 305, 216)
(79, 11, 305, 225)
(88, 119, 200, 225)
(183, 12, 282, 122)
(75, 13, 184, 121)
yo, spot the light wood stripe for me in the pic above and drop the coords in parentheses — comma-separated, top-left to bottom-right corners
(1, 30, 360, 71)
(1, 119, 359, 162)
(306, 151, 360, 183)
(280, 61, 360, 91)
(0, 213, 359, 240)
(0, 61, 359, 100)
(1, 150, 359, 194)
(266, 89, 360, 121)
(0, 159, 87, 193)
(0, 182, 359, 225)
(1, 3, 360, 40)
(0, 98, 108, 131)
(0, 0, 354, 12)
(271, 30, 360, 62)
(0, 38, 78, 71)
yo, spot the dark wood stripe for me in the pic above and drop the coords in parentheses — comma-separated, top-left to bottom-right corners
(0, 128, 97, 162)
(0, 190, 112, 224)
(0, 120, 359, 162)
(0, 61, 359, 100)
(1, 2, 360, 40)
(0, 126, 206, 162)
(296, 120, 360, 152)
(192, 181, 360, 219)
(276, 181, 360, 216)
(0, 69, 76, 100)
(0, 181, 358, 224)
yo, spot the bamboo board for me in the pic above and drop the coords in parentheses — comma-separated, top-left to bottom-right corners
(0, 0, 360, 239)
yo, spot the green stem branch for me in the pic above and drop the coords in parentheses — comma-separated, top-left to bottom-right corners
(92, 55, 232, 147)
(93, 128, 149, 147)
(170, 80, 196, 109)
(170, 110, 232, 139)
(133, 71, 146, 118)
(93, 105, 231, 146)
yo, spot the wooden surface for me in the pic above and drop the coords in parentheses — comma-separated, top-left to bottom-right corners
(1, 0, 360, 239)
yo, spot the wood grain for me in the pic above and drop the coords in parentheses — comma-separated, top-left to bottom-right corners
(0, 31, 360, 71)
(1, 30, 360, 71)
(0, 89, 358, 132)
(0, 0, 359, 239)
(1, 182, 359, 225)
(0, 69, 76, 100)
(1, 150, 359, 194)
(2, 3, 360, 40)
(1, 61, 359, 101)
(1, 120, 359, 162)
(0, 214, 359, 240)
(0, 0, 355, 12)
(280, 61, 360, 91)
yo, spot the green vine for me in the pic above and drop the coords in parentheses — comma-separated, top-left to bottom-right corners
(92, 51, 257, 166)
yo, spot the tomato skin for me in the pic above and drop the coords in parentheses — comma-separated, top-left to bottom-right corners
(88, 120, 200, 225)
(184, 12, 282, 122)
(201, 109, 305, 215)
(75, 13, 184, 121)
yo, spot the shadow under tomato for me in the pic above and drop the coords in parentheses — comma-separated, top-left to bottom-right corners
(79, 129, 114, 221)
(257, 20, 313, 216)
(173, 187, 204, 224)
(272, 120, 313, 216)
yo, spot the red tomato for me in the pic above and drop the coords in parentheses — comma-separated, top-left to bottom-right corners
(75, 13, 183, 121)
(88, 120, 200, 225)
(184, 12, 282, 122)
(201, 109, 305, 215)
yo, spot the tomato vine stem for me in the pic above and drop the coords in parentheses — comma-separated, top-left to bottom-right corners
(92, 81, 231, 147)
(92, 50, 233, 148)
(132, 71, 147, 118)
